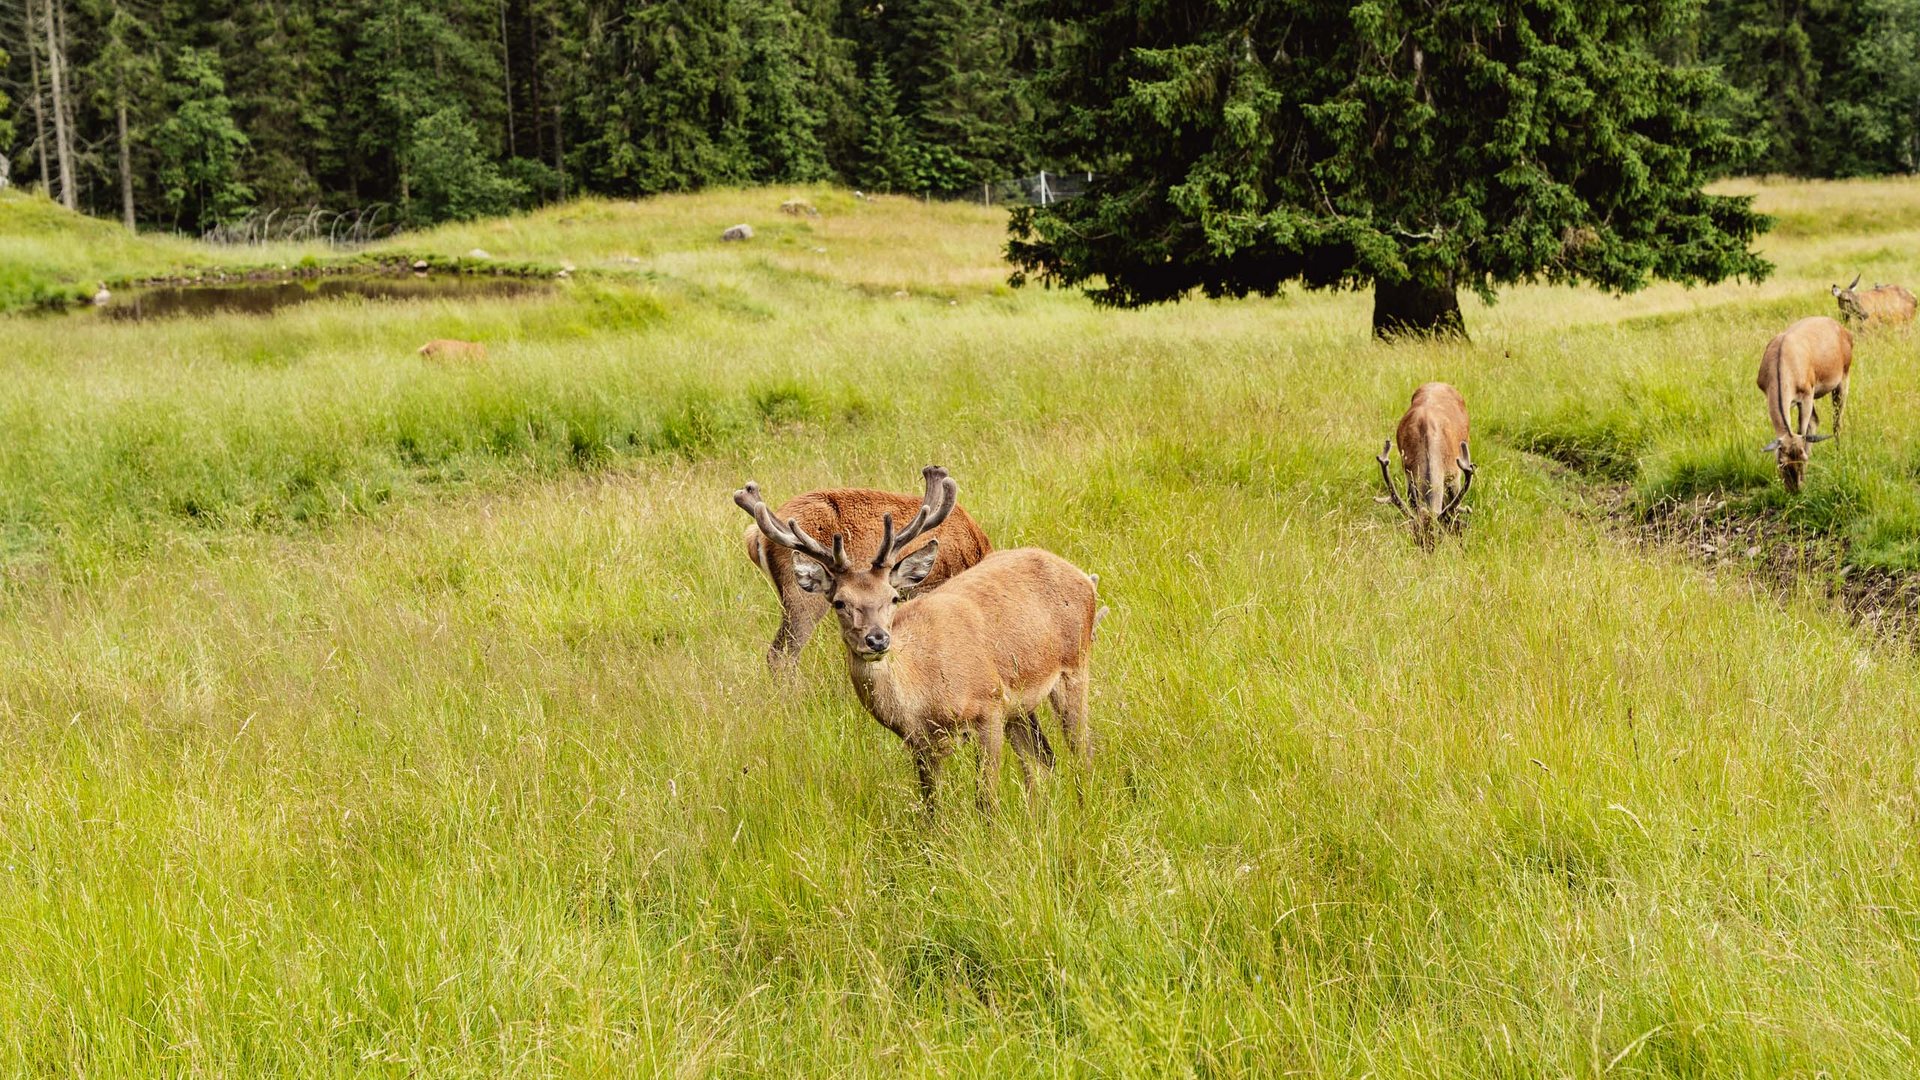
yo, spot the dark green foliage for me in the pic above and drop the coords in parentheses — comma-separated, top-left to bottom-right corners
(1684, 0, 1920, 176)
(23, 0, 1904, 238)
(856, 61, 922, 192)
(1009, 0, 1774, 335)
(152, 48, 252, 230)
(408, 107, 528, 223)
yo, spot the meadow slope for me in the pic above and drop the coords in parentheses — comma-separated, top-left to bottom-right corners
(2, 180, 1920, 1076)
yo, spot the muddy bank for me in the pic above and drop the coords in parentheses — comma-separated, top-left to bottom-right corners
(1598, 484, 1920, 649)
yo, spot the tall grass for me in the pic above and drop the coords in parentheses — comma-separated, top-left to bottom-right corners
(2, 180, 1920, 1076)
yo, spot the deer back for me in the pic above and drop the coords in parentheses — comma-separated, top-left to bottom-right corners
(887, 548, 1099, 705)
(1766, 317, 1853, 392)
(1862, 285, 1917, 325)
(1395, 381, 1470, 464)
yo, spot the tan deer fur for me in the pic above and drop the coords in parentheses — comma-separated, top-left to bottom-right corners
(1832, 274, 1916, 329)
(736, 467, 1101, 814)
(417, 339, 488, 361)
(1758, 316, 1853, 494)
(742, 485, 991, 668)
(1377, 382, 1475, 547)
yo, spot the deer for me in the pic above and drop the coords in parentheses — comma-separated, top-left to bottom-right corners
(1377, 382, 1476, 547)
(1758, 316, 1853, 494)
(417, 339, 488, 362)
(735, 466, 1103, 814)
(1832, 274, 1916, 329)
(741, 470, 992, 669)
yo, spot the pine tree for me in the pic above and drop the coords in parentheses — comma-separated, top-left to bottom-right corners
(1010, 0, 1773, 338)
(152, 46, 252, 230)
(738, 0, 833, 183)
(898, 0, 1029, 189)
(856, 60, 920, 193)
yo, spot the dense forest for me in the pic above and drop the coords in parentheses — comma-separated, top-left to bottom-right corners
(0, 0, 1915, 234)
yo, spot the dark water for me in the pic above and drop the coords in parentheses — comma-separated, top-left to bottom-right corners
(99, 275, 551, 321)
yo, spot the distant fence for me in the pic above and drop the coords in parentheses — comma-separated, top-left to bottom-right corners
(980, 171, 1093, 207)
(202, 204, 401, 247)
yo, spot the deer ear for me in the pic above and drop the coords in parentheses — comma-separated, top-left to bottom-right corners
(792, 555, 832, 593)
(1762, 438, 1782, 453)
(889, 540, 939, 591)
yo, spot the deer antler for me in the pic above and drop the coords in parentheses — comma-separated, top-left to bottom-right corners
(1376, 440, 1414, 520)
(1439, 442, 1476, 520)
(873, 465, 958, 569)
(734, 482, 848, 571)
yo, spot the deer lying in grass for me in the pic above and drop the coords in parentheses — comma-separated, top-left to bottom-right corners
(1377, 382, 1475, 547)
(1759, 316, 1853, 494)
(1832, 274, 1916, 329)
(736, 466, 1103, 813)
(742, 470, 991, 669)
(417, 339, 488, 362)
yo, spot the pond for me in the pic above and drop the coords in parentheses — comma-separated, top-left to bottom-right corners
(98, 275, 553, 321)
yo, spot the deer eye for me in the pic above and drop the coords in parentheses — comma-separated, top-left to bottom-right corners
(832, 599, 845, 610)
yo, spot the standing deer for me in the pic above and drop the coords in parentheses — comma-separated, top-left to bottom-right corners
(1832, 274, 1916, 329)
(1758, 316, 1853, 494)
(741, 470, 991, 668)
(735, 466, 1103, 814)
(1377, 382, 1476, 547)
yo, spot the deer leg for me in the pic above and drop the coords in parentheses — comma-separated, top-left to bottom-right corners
(767, 587, 827, 671)
(1006, 712, 1050, 810)
(1051, 669, 1093, 770)
(1832, 381, 1847, 435)
(913, 747, 944, 817)
(975, 716, 1005, 815)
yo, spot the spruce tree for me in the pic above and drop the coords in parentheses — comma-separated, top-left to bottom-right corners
(856, 60, 921, 192)
(1010, 0, 1773, 338)
(152, 47, 252, 230)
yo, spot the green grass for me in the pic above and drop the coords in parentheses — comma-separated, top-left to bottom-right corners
(4, 179, 1920, 1075)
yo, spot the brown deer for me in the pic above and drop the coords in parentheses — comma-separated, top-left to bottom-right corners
(417, 339, 488, 362)
(742, 471, 992, 668)
(1377, 382, 1476, 547)
(735, 466, 1102, 813)
(1832, 274, 1916, 329)
(1758, 316, 1853, 494)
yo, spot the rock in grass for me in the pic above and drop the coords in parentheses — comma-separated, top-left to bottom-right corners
(780, 199, 819, 217)
(721, 224, 754, 242)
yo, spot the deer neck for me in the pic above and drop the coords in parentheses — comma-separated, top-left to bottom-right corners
(844, 645, 922, 743)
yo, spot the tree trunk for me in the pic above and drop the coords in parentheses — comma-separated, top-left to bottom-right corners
(42, 0, 76, 209)
(117, 99, 135, 229)
(554, 104, 566, 200)
(1372, 277, 1466, 340)
(500, 0, 516, 157)
(26, 0, 51, 193)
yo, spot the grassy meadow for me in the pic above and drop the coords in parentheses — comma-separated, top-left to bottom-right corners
(4, 178, 1920, 1075)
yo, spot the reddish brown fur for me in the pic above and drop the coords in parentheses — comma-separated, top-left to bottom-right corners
(417, 339, 488, 361)
(736, 471, 1100, 814)
(1757, 316, 1853, 493)
(742, 487, 992, 667)
(1388, 382, 1472, 545)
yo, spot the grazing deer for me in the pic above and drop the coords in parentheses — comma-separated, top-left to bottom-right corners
(1832, 274, 1916, 329)
(1758, 316, 1853, 494)
(736, 466, 1102, 813)
(417, 339, 488, 362)
(1377, 382, 1476, 547)
(742, 471, 992, 669)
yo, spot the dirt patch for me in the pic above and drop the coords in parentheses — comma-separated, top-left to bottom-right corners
(1597, 484, 1920, 648)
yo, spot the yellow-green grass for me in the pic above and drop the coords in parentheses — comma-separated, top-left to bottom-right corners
(3, 180, 1920, 1075)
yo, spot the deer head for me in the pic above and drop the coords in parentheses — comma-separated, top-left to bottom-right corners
(736, 466, 957, 660)
(1832, 273, 1866, 323)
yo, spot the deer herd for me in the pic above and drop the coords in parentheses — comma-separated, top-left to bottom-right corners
(730, 272, 1910, 816)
